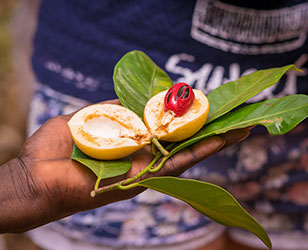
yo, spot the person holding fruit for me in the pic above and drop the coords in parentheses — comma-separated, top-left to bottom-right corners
(1, 1, 308, 250)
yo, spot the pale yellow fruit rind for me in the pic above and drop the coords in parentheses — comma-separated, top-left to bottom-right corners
(68, 104, 151, 160)
(144, 89, 209, 142)
(73, 138, 146, 160)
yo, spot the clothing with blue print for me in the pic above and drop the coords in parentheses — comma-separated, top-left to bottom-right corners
(29, 0, 308, 248)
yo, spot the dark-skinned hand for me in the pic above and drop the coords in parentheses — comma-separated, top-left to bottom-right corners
(0, 100, 250, 233)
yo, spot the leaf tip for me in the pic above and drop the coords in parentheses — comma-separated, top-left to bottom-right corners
(289, 64, 302, 73)
(265, 238, 272, 250)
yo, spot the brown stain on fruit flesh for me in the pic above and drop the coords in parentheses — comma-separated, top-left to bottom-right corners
(119, 134, 149, 145)
(85, 113, 131, 130)
(84, 113, 149, 145)
(156, 99, 201, 134)
(78, 128, 100, 146)
(157, 117, 173, 134)
(84, 112, 100, 123)
(156, 110, 173, 134)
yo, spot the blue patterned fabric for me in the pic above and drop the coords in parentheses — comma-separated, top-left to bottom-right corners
(29, 0, 308, 248)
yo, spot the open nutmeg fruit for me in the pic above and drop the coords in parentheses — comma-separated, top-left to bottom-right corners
(67, 82, 209, 160)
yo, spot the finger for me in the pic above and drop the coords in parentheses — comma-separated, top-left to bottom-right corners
(34, 159, 144, 216)
(129, 146, 154, 177)
(101, 99, 121, 105)
(160, 136, 225, 177)
(248, 125, 256, 130)
(20, 116, 74, 159)
(219, 128, 250, 150)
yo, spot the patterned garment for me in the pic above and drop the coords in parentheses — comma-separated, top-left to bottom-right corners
(28, 0, 308, 249)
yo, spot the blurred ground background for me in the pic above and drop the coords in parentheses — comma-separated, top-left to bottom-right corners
(0, 0, 40, 249)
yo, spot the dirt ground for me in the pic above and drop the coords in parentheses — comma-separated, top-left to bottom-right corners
(0, 0, 40, 249)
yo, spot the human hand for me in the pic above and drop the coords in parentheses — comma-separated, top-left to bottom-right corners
(1, 100, 250, 233)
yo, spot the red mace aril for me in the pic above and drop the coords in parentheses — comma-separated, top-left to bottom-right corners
(164, 82, 195, 117)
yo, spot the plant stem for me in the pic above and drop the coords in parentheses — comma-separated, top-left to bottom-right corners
(149, 155, 169, 173)
(149, 142, 176, 172)
(151, 143, 158, 156)
(91, 153, 162, 197)
(91, 142, 178, 197)
(151, 136, 169, 156)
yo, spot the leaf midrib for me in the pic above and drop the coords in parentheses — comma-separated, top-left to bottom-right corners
(139, 179, 266, 231)
(119, 69, 148, 101)
(208, 67, 288, 121)
(209, 101, 308, 134)
(149, 66, 157, 98)
(98, 161, 104, 177)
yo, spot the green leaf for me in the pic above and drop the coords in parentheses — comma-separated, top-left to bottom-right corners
(167, 94, 308, 157)
(113, 50, 173, 119)
(71, 144, 132, 181)
(207, 64, 299, 123)
(138, 177, 272, 249)
(201, 94, 308, 136)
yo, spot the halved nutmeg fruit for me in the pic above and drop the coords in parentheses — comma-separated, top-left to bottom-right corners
(68, 104, 151, 160)
(68, 83, 209, 160)
(144, 85, 209, 142)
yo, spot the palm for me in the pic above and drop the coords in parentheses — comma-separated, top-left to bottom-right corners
(20, 114, 145, 210)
